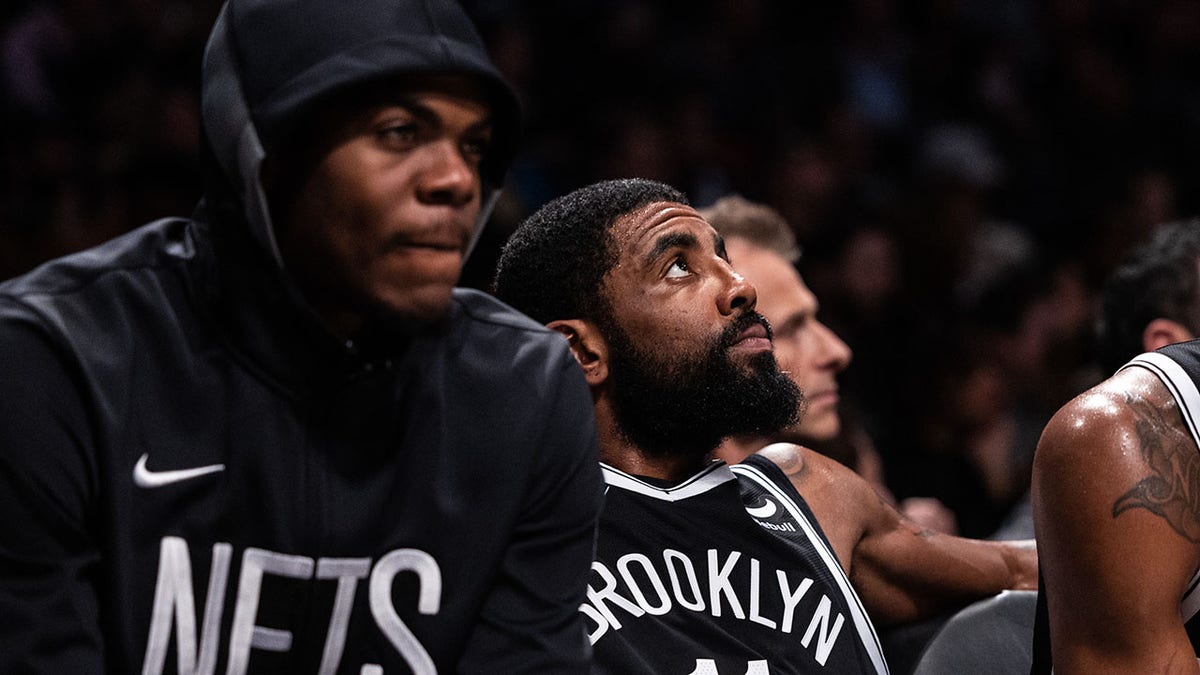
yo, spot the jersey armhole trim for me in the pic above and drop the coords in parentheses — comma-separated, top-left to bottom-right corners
(731, 461, 890, 675)
(1124, 353, 1200, 451)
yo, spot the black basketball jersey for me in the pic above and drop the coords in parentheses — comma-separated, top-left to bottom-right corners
(1032, 341, 1200, 672)
(582, 453, 889, 674)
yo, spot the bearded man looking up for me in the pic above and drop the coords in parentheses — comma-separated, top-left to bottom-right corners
(493, 178, 1038, 674)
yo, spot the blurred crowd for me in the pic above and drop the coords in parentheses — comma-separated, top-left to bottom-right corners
(5, 0, 1200, 537)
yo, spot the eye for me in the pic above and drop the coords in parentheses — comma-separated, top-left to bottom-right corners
(665, 257, 690, 279)
(777, 316, 809, 340)
(378, 123, 418, 148)
(462, 134, 492, 163)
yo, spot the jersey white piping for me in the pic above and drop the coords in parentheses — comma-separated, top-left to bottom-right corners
(1125, 352, 1200, 623)
(1126, 353, 1200, 451)
(599, 461, 734, 502)
(731, 462, 890, 675)
(1182, 568, 1200, 623)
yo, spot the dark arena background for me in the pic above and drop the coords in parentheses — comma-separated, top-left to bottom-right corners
(4, 0, 1200, 537)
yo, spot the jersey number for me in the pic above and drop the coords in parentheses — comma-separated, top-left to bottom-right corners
(687, 659, 768, 674)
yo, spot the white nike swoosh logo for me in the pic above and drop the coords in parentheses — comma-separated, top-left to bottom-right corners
(133, 453, 225, 488)
(746, 499, 777, 519)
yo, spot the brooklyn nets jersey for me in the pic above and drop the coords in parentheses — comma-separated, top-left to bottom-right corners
(1032, 340, 1200, 671)
(583, 453, 889, 674)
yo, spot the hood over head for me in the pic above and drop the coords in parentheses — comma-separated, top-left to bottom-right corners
(200, 0, 520, 268)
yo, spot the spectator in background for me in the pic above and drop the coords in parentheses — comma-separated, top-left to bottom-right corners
(702, 195, 957, 536)
(1095, 218, 1200, 374)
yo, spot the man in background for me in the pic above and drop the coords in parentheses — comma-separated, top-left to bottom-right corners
(1095, 218, 1200, 373)
(702, 194, 957, 535)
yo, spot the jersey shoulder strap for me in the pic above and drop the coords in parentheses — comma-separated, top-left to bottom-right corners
(732, 452, 890, 675)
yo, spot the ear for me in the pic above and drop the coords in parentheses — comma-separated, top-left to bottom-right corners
(1142, 317, 1196, 352)
(547, 319, 609, 387)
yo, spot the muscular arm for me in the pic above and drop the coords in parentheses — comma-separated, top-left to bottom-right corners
(760, 444, 1036, 626)
(1033, 368, 1200, 674)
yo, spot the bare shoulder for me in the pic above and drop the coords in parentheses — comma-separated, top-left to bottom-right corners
(755, 441, 866, 496)
(1040, 368, 1197, 559)
(1039, 366, 1200, 535)
(755, 441, 885, 563)
(1101, 367, 1200, 543)
(755, 442, 808, 480)
(1036, 368, 1184, 477)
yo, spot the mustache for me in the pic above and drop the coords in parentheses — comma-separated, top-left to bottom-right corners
(719, 311, 773, 349)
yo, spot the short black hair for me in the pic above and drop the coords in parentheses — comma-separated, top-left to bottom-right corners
(494, 178, 688, 324)
(1097, 218, 1200, 372)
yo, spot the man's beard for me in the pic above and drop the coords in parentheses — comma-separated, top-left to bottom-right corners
(601, 311, 803, 460)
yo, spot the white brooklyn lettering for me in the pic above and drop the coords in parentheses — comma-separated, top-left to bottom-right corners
(580, 601, 611, 644)
(663, 549, 705, 611)
(617, 553, 672, 615)
(777, 570, 814, 634)
(747, 558, 776, 629)
(586, 561, 645, 630)
(801, 595, 846, 666)
(580, 548, 846, 664)
(707, 549, 745, 619)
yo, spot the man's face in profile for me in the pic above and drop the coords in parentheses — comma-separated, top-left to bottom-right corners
(726, 237, 851, 443)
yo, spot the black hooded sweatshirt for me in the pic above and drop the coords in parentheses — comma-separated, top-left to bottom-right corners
(0, 1, 603, 672)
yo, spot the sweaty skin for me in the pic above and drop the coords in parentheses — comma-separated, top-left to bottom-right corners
(758, 442, 1037, 625)
(1034, 366, 1200, 674)
(1110, 391, 1200, 541)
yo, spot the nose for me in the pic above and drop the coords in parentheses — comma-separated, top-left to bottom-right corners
(718, 264, 757, 316)
(815, 320, 852, 372)
(416, 140, 477, 207)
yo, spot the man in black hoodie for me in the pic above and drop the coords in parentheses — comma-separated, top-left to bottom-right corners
(0, 1, 603, 673)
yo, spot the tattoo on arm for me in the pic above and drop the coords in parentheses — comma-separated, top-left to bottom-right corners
(1111, 392, 1200, 543)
